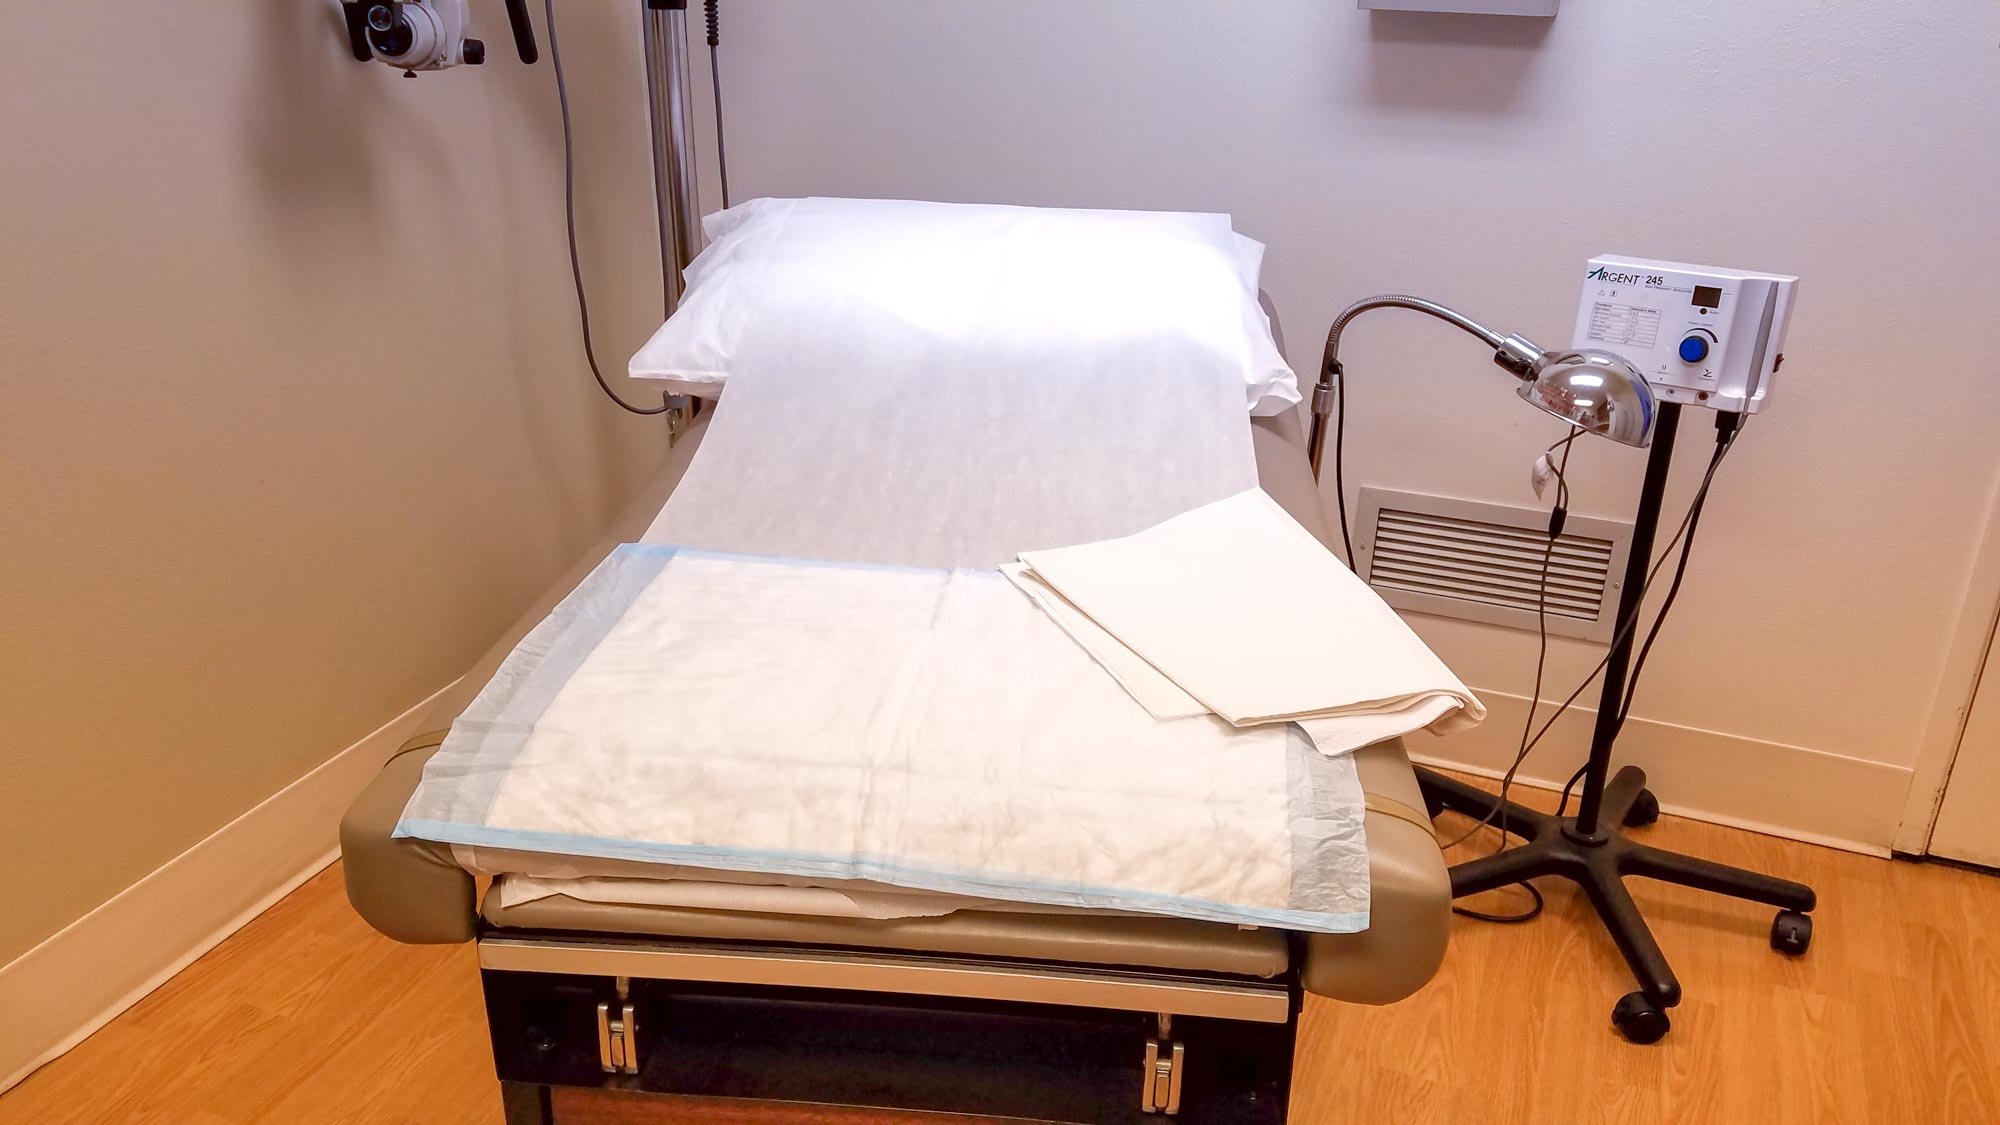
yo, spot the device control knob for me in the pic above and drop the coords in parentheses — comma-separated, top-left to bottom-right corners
(463, 38, 486, 64)
(1677, 335, 1710, 364)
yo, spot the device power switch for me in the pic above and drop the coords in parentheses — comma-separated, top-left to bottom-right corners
(1677, 335, 1710, 363)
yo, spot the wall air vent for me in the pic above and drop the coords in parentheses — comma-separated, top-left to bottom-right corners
(1356, 487, 1632, 643)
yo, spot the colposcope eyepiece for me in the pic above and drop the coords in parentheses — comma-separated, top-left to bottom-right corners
(368, 17, 418, 60)
(342, 0, 530, 71)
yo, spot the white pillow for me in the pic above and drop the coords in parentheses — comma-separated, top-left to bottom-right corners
(628, 197, 1300, 416)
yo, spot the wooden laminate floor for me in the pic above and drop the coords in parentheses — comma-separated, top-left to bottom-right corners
(4, 784, 1996, 1124)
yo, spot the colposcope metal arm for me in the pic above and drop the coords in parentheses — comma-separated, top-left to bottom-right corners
(501, 0, 539, 62)
(641, 0, 703, 316)
(1307, 296, 1546, 479)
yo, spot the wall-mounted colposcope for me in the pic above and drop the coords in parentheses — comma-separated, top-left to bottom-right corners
(341, 0, 539, 74)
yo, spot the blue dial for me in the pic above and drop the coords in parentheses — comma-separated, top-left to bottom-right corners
(1678, 335, 1710, 363)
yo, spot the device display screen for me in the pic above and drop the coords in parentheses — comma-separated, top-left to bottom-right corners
(1692, 285, 1722, 309)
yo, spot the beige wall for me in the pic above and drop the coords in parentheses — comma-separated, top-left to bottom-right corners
(0, 2, 669, 962)
(7, 4, 1996, 968)
(708, 2, 2000, 839)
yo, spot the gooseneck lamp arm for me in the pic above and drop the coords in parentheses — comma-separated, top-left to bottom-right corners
(1308, 295, 1657, 495)
(1307, 295, 1547, 480)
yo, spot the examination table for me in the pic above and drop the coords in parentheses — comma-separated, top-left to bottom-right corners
(340, 411, 1450, 1123)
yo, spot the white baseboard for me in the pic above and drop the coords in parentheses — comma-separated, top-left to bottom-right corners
(0, 681, 459, 1095)
(1414, 687, 1910, 858)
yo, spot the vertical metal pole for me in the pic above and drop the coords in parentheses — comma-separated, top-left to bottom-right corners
(1572, 402, 1682, 839)
(641, 0, 702, 318)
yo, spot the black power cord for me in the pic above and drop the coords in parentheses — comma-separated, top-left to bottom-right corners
(1330, 359, 1355, 565)
(1441, 423, 1746, 857)
(1613, 412, 1742, 734)
(1550, 415, 1739, 818)
(1448, 430, 1574, 925)
(544, 0, 670, 415)
(1556, 761, 1589, 818)
(1438, 428, 1576, 856)
(1453, 879, 1545, 925)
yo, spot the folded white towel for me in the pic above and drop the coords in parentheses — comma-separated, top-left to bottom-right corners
(1001, 562, 1209, 720)
(1012, 489, 1484, 754)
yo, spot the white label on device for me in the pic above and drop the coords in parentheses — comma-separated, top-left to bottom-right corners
(1586, 301, 1661, 349)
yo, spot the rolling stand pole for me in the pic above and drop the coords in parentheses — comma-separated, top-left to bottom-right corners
(1416, 401, 1818, 1043)
(1571, 403, 1681, 842)
(640, 0, 701, 317)
(639, 0, 704, 433)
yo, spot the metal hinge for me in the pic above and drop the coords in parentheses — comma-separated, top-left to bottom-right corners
(597, 977, 639, 1075)
(1141, 1014, 1184, 1115)
(664, 394, 690, 446)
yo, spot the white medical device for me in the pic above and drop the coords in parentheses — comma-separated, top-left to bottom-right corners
(1573, 256, 1797, 415)
(340, 0, 539, 74)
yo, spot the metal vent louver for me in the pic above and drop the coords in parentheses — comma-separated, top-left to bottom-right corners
(1356, 487, 1632, 642)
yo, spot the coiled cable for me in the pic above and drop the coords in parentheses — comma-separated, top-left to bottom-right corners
(545, 0, 669, 415)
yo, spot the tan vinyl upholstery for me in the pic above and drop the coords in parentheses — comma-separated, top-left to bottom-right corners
(483, 896, 1295, 980)
(340, 410, 1451, 1003)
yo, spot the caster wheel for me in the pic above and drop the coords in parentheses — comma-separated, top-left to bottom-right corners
(1770, 910, 1813, 956)
(1612, 991, 1671, 1044)
(1623, 788, 1661, 828)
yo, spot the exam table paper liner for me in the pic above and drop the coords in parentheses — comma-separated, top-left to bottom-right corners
(400, 289, 1371, 930)
(398, 546, 1370, 933)
(637, 291, 1262, 570)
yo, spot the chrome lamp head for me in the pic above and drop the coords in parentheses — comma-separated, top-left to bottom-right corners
(1517, 348, 1657, 448)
